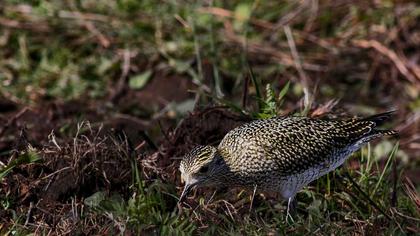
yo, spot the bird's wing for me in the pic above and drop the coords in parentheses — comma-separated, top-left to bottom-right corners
(219, 116, 395, 176)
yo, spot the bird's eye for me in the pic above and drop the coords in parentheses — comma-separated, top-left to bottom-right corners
(198, 165, 209, 173)
(215, 158, 223, 165)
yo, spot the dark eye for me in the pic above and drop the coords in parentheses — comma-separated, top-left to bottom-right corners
(215, 158, 223, 165)
(199, 165, 209, 173)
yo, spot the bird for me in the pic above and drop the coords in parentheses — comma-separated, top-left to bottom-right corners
(178, 111, 397, 219)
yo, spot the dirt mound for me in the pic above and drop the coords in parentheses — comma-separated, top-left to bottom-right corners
(1, 125, 133, 227)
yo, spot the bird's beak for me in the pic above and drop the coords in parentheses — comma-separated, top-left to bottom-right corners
(178, 183, 193, 203)
(178, 177, 198, 204)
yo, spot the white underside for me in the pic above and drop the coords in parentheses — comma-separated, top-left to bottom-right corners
(277, 157, 346, 199)
(276, 140, 366, 199)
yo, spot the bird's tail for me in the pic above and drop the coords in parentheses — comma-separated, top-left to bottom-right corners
(362, 111, 399, 138)
(361, 111, 395, 126)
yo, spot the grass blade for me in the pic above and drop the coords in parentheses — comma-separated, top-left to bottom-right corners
(371, 142, 399, 197)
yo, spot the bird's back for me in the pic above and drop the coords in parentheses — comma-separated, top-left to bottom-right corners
(217, 113, 396, 195)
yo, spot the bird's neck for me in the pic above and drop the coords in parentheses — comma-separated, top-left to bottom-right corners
(214, 149, 251, 187)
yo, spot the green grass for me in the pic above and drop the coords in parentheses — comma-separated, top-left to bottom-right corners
(2, 0, 419, 107)
(84, 170, 195, 235)
(0, 147, 41, 181)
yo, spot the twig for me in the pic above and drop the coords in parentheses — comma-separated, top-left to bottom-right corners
(48, 130, 62, 151)
(66, 4, 110, 48)
(41, 166, 72, 180)
(391, 208, 420, 222)
(110, 48, 131, 103)
(284, 25, 311, 111)
(207, 190, 217, 205)
(249, 184, 257, 213)
(58, 10, 112, 23)
(273, 0, 309, 30)
(0, 107, 29, 137)
(112, 113, 150, 127)
(396, 111, 419, 132)
(83, 21, 110, 47)
(174, 14, 190, 29)
(352, 39, 420, 83)
(222, 200, 236, 222)
(402, 177, 420, 211)
(24, 202, 34, 226)
(311, 99, 339, 117)
(242, 75, 249, 109)
(134, 141, 146, 151)
(0, 16, 50, 32)
(304, 0, 318, 32)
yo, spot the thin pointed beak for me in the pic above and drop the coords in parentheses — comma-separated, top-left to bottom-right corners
(178, 176, 200, 204)
(178, 183, 193, 204)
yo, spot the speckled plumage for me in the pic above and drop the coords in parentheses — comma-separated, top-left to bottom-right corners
(179, 112, 397, 215)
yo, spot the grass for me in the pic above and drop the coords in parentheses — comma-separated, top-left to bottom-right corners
(0, 147, 41, 181)
(0, 0, 419, 235)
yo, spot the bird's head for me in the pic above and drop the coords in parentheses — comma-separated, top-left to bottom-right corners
(178, 145, 227, 202)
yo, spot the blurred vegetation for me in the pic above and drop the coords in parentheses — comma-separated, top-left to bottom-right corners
(0, 0, 419, 235)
